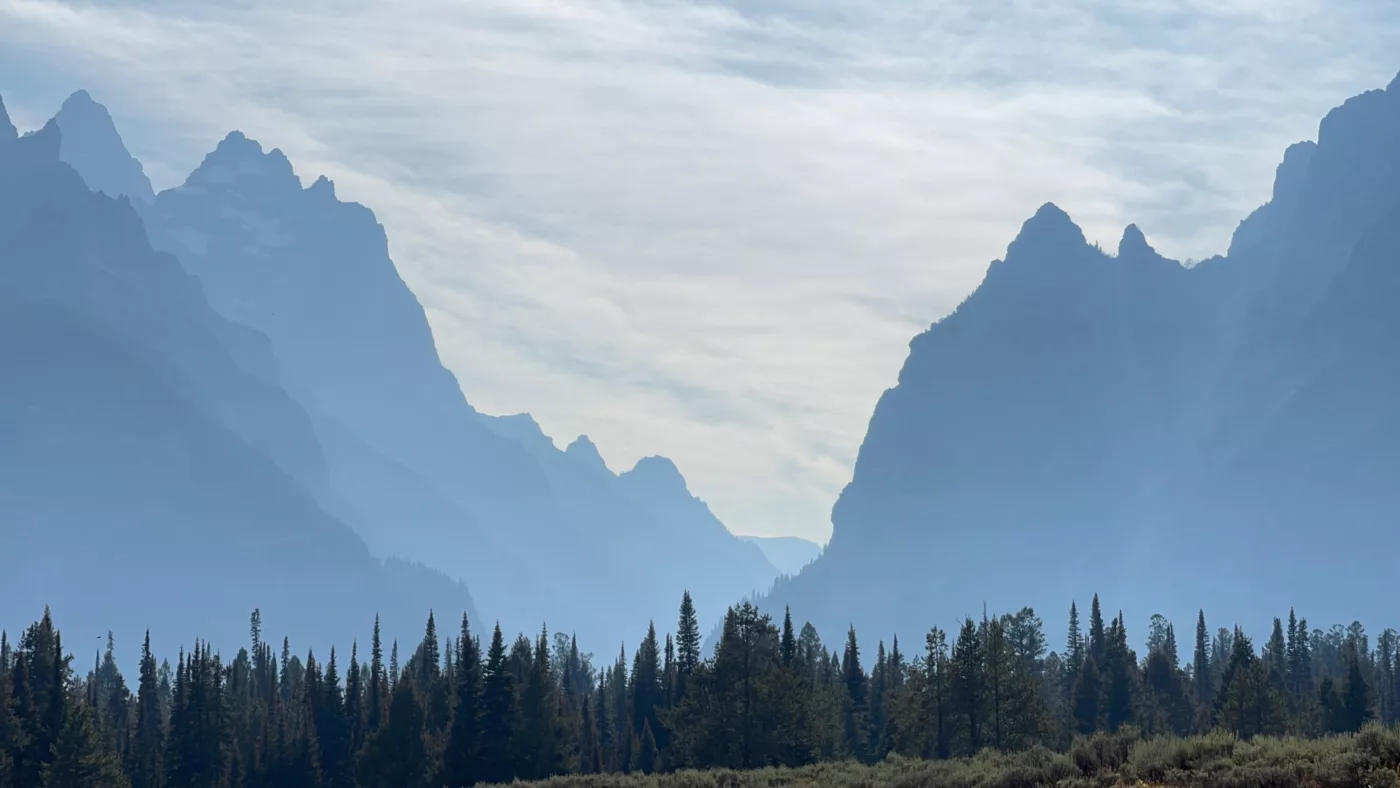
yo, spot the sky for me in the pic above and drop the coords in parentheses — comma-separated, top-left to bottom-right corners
(2, 0, 1398, 543)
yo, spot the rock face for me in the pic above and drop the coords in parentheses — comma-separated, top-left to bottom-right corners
(44, 90, 776, 648)
(761, 72, 1400, 644)
(0, 103, 475, 657)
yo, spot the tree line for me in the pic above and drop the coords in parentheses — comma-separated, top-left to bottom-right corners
(1, 592, 1396, 787)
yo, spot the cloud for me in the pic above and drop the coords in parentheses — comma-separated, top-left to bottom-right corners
(1, 0, 1397, 541)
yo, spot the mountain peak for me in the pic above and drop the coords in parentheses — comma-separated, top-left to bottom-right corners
(53, 89, 156, 204)
(186, 131, 301, 191)
(1, 94, 17, 142)
(1117, 223, 1155, 259)
(565, 435, 610, 473)
(622, 456, 691, 498)
(309, 174, 337, 199)
(1004, 202, 1088, 262)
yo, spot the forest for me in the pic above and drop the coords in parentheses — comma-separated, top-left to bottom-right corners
(1, 592, 1398, 788)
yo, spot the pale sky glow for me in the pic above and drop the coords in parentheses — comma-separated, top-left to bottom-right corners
(2, 0, 1397, 542)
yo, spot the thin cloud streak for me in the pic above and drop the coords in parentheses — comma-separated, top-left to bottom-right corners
(1, 0, 1396, 541)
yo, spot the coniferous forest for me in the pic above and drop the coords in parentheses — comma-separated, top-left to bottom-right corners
(4, 593, 1400, 788)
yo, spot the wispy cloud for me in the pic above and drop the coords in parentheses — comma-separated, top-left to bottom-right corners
(2, 0, 1396, 541)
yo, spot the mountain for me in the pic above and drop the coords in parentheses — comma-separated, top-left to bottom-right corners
(0, 98, 476, 658)
(52, 90, 155, 205)
(35, 96, 781, 647)
(739, 536, 823, 577)
(759, 71, 1400, 646)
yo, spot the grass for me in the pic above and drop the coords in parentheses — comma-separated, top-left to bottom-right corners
(486, 725, 1400, 788)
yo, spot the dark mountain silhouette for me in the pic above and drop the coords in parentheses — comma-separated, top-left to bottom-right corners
(760, 71, 1400, 645)
(739, 535, 823, 577)
(43, 94, 780, 647)
(0, 100, 476, 658)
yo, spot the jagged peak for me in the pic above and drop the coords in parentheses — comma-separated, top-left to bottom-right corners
(1117, 223, 1156, 259)
(0, 94, 15, 142)
(186, 130, 301, 190)
(53, 89, 156, 204)
(308, 174, 336, 199)
(565, 435, 610, 473)
(1389, 70, 1400, 93)
(621, 456, 692, 498)
(1004, 202, 1089, 262)
(60, 89, 98, 111)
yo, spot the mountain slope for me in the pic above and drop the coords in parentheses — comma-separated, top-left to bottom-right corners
(739, 536, 823, 577)
(62, 104, 781, 645)
(0, 103, 476, 657)
(761, 71, 1400, 644)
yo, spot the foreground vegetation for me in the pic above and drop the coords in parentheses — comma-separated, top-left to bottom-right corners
(2, 590, 1398, 787)
(487, 726, 1400, 788)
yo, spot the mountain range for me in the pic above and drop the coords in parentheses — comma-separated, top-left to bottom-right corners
(2, 89, 779, 656)
(758, 70, 1400, 647)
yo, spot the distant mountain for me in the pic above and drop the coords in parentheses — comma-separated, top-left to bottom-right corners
(0, 98, 476, 658)
(44, 91, 777, 648)
(53, 90, 154, 205)
(759, 71, 1400, 646)
(739, 536, 823, 577)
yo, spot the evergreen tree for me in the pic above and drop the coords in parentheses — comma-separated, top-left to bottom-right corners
(478, 625, 517, 784)
(368, 617, 385, 734)
(40, 699, 126, 788)
(1341, 646, 1373, 733)
(675, 593, 701, 703)
(1194, 611, 1212, 708)
(1087, 595, 1106, 667)
(840, 627, 868, 761)
(781, 608, 797, 668)
(1072, 657, 1101, 735)
(577, 695, 604, 775)
(520, 627, 564, 780)
(355, 679, 427, 788)
(949, 619, 984, 755)
(129, 632, 163, 788)
(442, 615, 482, 788)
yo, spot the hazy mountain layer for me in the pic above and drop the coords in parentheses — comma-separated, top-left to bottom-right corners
(0, 103, 476, 657)
(761, 71, 1400, 645)
(45, 92, 779, 648)
(739, 536, 824, 577)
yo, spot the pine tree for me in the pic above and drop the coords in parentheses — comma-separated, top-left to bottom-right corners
(520, 627, 564, 780)
(130, 632, 163, 788)
(781, 608, 797, 668)
(1087, 595, 1106, 667)
(1194, 610, 1212, 708)
(841, 627, 868, 761)
(675, 592, 701, 703)
(442, 614, 482, 788)
(478, 624, 517, 785)
(950, 618, 984, 755)
(368, 617, 385, 734)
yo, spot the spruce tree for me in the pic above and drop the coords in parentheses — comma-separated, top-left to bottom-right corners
(442, 615, 483, 788)
(840, 627, 868, 761)
(478, 624, 517, 785)
(40, 699, 125, 788)
(368, 617, 385, 734)
(675, 592, 701, 702)
(1087, 595, 1106, 667)
(1193, 611, 1212, 707)
(130, 632, 163, 788)
(355, 679, 427, 788)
